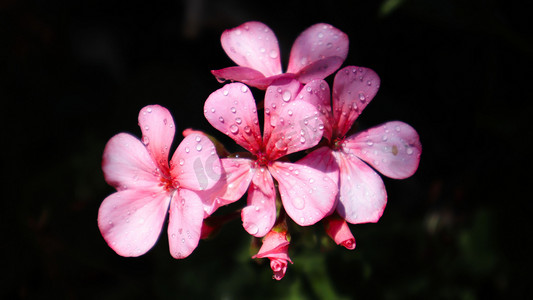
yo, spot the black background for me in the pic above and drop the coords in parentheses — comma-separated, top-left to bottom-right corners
(3, 0, 531, 299)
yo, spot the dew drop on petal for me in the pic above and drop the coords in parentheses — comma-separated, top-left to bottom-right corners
(269, 50, 278, 59)
(282, 90, 291, 102)
(292, 197, 305, 210)
(235, 117, 242, 124)
(185, 147, 190, 153)
(223, 90, 229, 96)
(244, 126, 251, 134)
(219, 116, 225, 123)
(230, 124, 239, 134)
(241, 85, 248, 93)
(179, 158, 185, 166)
(406, 147, 414, 155)
(359, 93, 366, 102)
(247, 223, 259, 235)
(196, 144, 203, 151)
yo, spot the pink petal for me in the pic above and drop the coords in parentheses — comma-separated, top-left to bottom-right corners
(211, 66, 266, 84)
(204, 83, 263, 154)
(98, 188, 170, 257)
(262, 80, 325, 160)
(297, 146, 339, 185)
(170, 133, 222, 191)
(220, 21, 282, 77)
(287, 23, 348, 75)
(270, 160, 337, 226)
(295, 56, 345, 84)
(200, 158, 254, 216)
(334, 151, 387, 224)
(167, 188, 205, 259)
(138, 105, 176, 172)
(102, 133, 160, 191)
(344, 121, 422, 179)
(332, 66, 381, 138)
(296, 79, 334, 141)
(241, 168, 276, 237)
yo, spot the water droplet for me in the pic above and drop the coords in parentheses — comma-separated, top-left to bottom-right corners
(366, 140, 373, 146)
(287, 110, 293, 116)
(244, 126, 251, 134)
(292, 197, 305, 210)
(382, 135, 388, 142)
(269, 50, 278, 59)
(247, 223, 259, 235)
(359, 93, 366, 102)
(282, 90, 291, 102)
(241, 85, 248, 93)
(146, 107, 152, 113)
(235, 117, 242, 124)
(196, 144, 203, 151)
(265, 108, 270, 115)
(230, 107, 236, 113)
(395, 126, 401, 132)
(219, 116, 225, 123)
(223, 90, 229, 96)
(185, 147, 190, 153)
(406, 147, 414, 155)
(235, 29, 242, 35)
(259, 47, 266, 53)
(142, 136, 150, 145)
(171, 234, 176, 238)
(179, 158, 185, 166)
(326, 42, 332, 48)
(210, 108, 216, 113)
(230, 124, 239, 134)
(144, 125, 150, 131)
(300, 136, 306, 143)
(317, 32, 324, 39)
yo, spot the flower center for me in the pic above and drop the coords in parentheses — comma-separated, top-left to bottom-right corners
(254, 151, 270, 168)
(331, 136, 346, 151)
(159, 175, 179, 192)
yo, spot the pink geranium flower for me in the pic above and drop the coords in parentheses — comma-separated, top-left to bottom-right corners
(204, 79, 338, 237)
(300, 66, 422, 225)
(211, 21, 349, 90)
(98, 105, 222, 259)
(252, 230, 293, 280)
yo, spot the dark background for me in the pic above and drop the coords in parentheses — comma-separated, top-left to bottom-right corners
(2, 0, 531, 299)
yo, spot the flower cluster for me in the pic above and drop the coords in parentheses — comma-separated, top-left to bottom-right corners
(98, 21, 421, 280)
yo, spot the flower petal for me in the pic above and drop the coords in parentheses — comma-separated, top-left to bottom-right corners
(252, 231, 292, 262)
(334, 151, 387, 224)
(287, 23, 348, 75)
(98, 188, 170, 257)
(170, 133, 222, 191)
(199, 158, 254, 216)
(295, 56, 345, 84)
(297, 79, 334, 141)
(241, 168, 276, 237)
(220, 21, 282, 77)
(270, 160, 337, 226)
(263, 80, 325, 160)
(102, 133, 160, 191)
(332, 66, 381, 138)
(297, 146, 339, 185)
(167, 188, 205, 259)
(211, 66, 265, 84)
(344, 121, 422, 179)
(138, 105, 175, 172)
(204, 83, 263, 154)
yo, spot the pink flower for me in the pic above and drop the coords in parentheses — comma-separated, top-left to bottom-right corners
(212, 21, 349, 90)
(98, 105, 222, 259)
(324, 215, 356, 250)
(301, 66, 422, 225)
(204, 79, 338, 237)
(252, 230, 293, 280)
